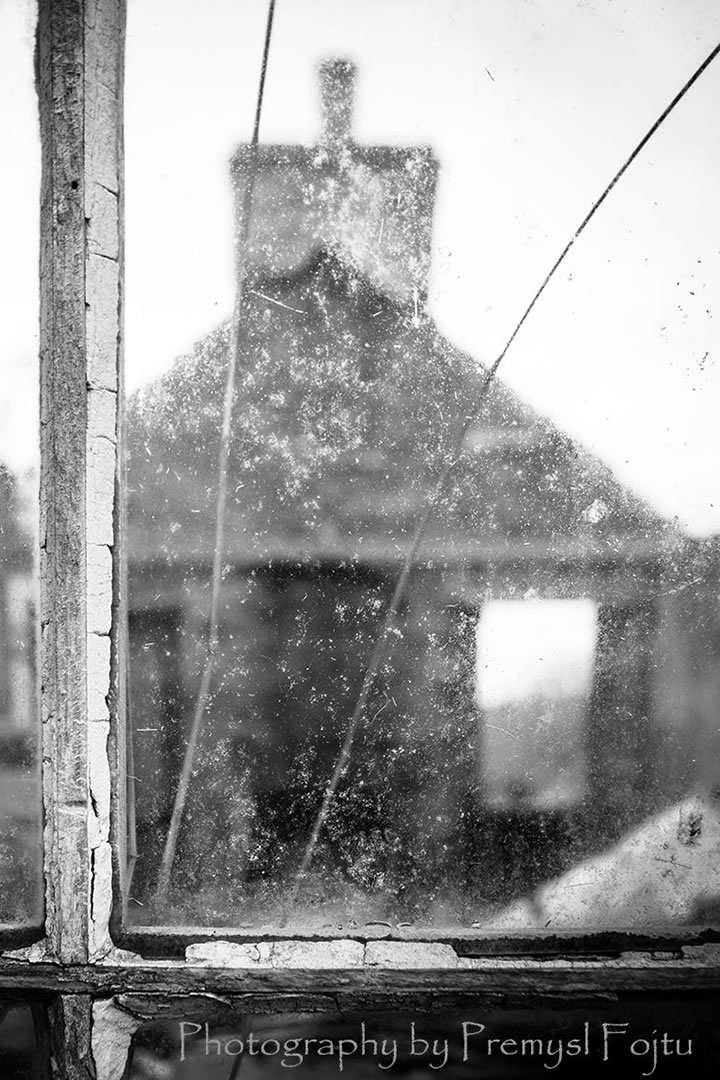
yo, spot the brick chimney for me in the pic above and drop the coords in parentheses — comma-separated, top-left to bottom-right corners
(319, 59, 356, 150)
(231, 59, 438, 303)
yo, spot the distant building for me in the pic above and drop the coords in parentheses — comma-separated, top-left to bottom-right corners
(0, 463, 36, 740)
(0, 460, 40, 923)
(126, 62, 720, 924)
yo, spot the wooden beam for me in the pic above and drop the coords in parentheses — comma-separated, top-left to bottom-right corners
(1, 960, 720, 999)
(37, 0, 124, 965)
(48, 996, 95, 1080)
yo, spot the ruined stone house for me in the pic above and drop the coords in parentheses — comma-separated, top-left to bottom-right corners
(125, 62, 720, 925)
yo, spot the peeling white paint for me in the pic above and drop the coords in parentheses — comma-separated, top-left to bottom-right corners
(185, 941, 261, 966)
(365, 941, 459, 968)
(268, 940, 366, 968)
(79, 25, 120, 975)
(185, 939, 365, 967)
(86, 256, 120, 392)
(87, 632, 111, 723)
(87, 183, 120, 259)
(100, 946, 145, 965)
(89, 720, 111, 842)
(87, 435, 116, 546)
(92, 999, 143, 1080)
(2, 939, 52, 963)
(183, 940, 465, 968)
(90, 840, 114, 960)
(88, 387, 118, 442)
(87, 544, 113, 634)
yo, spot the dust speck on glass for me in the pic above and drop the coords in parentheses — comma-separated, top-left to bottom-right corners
(124, 0, 720, 930)
(0, 0, 41, 929)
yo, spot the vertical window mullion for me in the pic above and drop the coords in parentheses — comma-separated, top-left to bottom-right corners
(37, 0, 124, 966)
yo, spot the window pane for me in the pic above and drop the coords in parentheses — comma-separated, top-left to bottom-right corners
(0, 1001, 50, 1080)
(476, 599, 597, 811)
(0, 0, 42, 929)
(125, 0, 720, 931)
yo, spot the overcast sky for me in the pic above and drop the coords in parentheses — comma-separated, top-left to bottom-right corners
(476, 598, 597, 707)
(2, 0, 720, 534)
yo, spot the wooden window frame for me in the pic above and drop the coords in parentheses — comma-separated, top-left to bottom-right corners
(0, 1, 718, 1075)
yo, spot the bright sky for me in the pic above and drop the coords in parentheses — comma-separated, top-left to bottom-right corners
(475, 598, 598, 707)
(2, 0, 720, 534)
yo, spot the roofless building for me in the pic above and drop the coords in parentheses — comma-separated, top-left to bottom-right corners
(126, 61, 719, 927)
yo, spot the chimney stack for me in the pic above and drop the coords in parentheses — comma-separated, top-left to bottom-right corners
(230, 58, 437, 303)
(319, 59, 356, 149)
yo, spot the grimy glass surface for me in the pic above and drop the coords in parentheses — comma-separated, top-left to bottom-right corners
(0, 0, 41, 928)
(476, 599, 597, 812)
(0, 1001, 49, 1080)
(125, 0, 720, 929)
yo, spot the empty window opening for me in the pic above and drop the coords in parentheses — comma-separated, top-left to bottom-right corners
(475, 598, 598, 811)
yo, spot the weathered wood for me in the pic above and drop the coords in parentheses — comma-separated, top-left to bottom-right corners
(31, 1000, 54, 1080)
(91, 999, 141, 1080)
(37, 0, 124, 965)
(1, 961, 720, 999)
(48, 996, 96, 1080)
(38, 0, 91, 967)
(116, 923, 719, 960)
(84, 0, 124, 966)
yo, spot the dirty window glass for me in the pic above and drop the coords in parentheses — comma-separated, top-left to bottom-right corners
(0, 0, 42, 930)
(0, 1000, 50, 1080)
(124, 0, 720, 931)
(476, 599, 597, 811)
